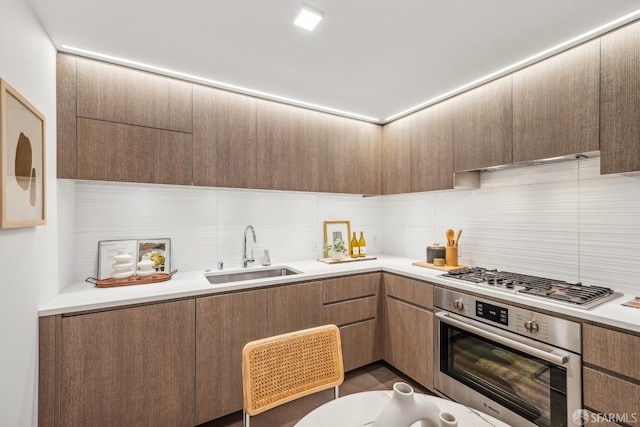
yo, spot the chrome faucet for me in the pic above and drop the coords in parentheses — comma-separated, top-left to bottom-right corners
(243, 225, 257, 267)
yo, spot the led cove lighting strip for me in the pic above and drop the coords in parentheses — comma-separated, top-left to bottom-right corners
(383, 8, 640, 122)
(61, 44, 379, 123)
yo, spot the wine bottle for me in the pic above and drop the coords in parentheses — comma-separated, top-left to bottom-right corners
(350, 232, 359, 258)
(358, 232, 366, 257)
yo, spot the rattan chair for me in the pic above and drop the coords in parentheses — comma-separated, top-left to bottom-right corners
(241, 324, 344, 427)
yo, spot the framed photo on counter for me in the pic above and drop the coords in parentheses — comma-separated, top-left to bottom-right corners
(323, 220, 351, 257)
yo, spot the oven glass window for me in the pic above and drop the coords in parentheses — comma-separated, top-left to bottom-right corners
(441, 323, 567, 427)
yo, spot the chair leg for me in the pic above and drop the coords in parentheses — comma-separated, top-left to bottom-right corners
(243, 409, 250, 427)
(334, 385, 339, 399)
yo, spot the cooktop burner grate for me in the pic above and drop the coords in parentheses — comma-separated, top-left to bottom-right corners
(442, 267, 617, 307)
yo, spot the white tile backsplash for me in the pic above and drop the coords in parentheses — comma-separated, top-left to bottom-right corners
(69, 157, 640, 295)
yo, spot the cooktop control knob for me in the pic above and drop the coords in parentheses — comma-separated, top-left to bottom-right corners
(453, 299, 464, 310)
(524, 320, 539, 332)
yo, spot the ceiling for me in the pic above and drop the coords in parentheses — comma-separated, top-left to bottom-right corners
(28, 0, 640, 123)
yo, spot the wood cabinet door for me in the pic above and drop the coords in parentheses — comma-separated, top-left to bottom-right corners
(357, 122, 383, 195)
(601, 21, 640, 174)
(193, 85, 257, 188)
(382, 117, 411, 194)
(583, 368, 640, 426)
(308, 111, 359, 193)
(384, 298, 434, 389)
(453, 76, 512, 171)
(57, 53, 77, 178)
(195, 290, 268, 424)
(76, 57, 193, 133)
(256, 99, 309, 191)
(268, 281, 324, 336)
(410, 102, 454, 192)
(512, 40, 600, 163)
(59, 301, 195, 427)
(77, 118, 193, 185)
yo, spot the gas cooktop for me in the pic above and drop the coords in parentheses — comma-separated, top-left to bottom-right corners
(441, 267, 620, 309)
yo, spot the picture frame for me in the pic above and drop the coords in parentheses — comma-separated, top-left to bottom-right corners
(1, 79, 46, 228)
(323, 220, 351, 257)
(97, 238, 172, 280)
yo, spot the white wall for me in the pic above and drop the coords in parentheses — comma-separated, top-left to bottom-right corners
(384, 157, 640, 296)
(70, 182, 384, 279)
(0, 0, 58, 425)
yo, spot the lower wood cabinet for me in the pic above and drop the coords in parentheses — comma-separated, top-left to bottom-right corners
(582, 323, 640, 426)
(322, 273, 382, 371)
(267, 280, 324, 335)
(195, 290, 268, 424)
(383, 274, 434, 390)
(58, 300, 196, 427)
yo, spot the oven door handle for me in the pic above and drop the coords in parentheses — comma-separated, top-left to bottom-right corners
(435, 311, 569, 365)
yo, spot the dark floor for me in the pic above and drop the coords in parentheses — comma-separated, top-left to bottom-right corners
(199, 361, 431, 427)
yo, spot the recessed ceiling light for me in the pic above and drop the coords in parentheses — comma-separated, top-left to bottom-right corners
(294, 6, 323, 31)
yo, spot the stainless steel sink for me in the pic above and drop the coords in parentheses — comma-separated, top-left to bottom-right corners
(204, 266, 301, 285)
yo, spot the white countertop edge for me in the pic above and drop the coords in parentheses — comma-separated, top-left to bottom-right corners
(39, 255, 640, 334)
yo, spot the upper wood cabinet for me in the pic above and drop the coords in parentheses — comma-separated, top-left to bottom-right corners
(357, 122, 383, 195)
(256, 99, 309, 191)
(193, 85, 257, 188)
(76, 57, 193, 133)
(410, 102, 454, 192)
(382, 117, 411, 194)
(512, 40, 600, 163)
(57, 54, 77, 179)
(601, 21, 640, 175)
(59, 301, 195, 427)
(308, 111, 360, 193)
(453, 76, 512, 171)
(77, 118, 193, 185)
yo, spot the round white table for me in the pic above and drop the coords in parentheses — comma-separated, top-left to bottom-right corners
(294, 390, 511, 427)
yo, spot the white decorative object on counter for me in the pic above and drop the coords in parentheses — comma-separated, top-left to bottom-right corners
(371, 382, 457, 427)
(111, 248, 134, 279)
(136, 254, 155, 277)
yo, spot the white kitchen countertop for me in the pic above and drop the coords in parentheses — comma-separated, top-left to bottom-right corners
(39, 255, 640, 334)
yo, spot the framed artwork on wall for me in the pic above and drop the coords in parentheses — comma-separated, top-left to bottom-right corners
(323, 220, 351, 257)
(0, 79, 46, 228)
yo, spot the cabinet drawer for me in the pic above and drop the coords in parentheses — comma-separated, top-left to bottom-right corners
(339, 320, 380, 372)
(323, 273, 380, 303)
(323, 296, 377, 326)
(583, 324, 640, 380)
(583, 367, 640, 426)
(77, 118, 193, 185)
(77, 57, 193, 133)
(384, 274, 433, 310)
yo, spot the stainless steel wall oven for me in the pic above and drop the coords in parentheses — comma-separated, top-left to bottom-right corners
(434, 288, 582, 427)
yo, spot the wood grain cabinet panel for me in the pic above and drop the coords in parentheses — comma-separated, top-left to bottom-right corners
(56, 53, 77, 178)
(76, 57, 193, 133)
(339, 320, 380, 372)
(322, 296, 377, 326)
(59, 300, 195, 427)
(193, 85, 257, 188)
(308, 111, 359, 193)
(268, 281, 324, 335)
(384, 297, 434, 389)
(323, 273, 380, 303)
(512, 40, 600, 163)
(383, 274, 433, 310)
(357, 122, 383, 195)
(583, 324, 640, 380)
(583, 368, 640, 426)
(256, 99, 309, 191)
(601, 21, 640, 174)
(195, 290, 268, 424)
(410, 102, 454, 192)
(382, 117, 411, 194)
(453, 76, 512, 171)
(38, 316, 57, 427)
(77, 118, 192, 185)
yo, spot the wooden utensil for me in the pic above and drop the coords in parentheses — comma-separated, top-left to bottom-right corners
(446, 229, 454, 246)
(454, 229, 462, 247)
